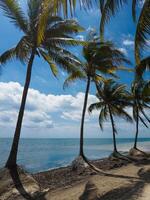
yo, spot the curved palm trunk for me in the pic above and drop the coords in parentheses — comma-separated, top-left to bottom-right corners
(5, 48, 36, 169)
(108, 106, 117, 153)
(79, 76, 91, 157)
(134, 107, 139, 149)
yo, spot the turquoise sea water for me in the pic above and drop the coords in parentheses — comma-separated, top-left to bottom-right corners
(0, 138, 150, 173)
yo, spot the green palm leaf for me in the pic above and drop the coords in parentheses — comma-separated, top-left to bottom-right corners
(39, 49, 58, 77)
(0, 0, 27, 32)
(63, 70, 86, 89)
(135, 0, 150, 64)
(0, 47, 16, 64)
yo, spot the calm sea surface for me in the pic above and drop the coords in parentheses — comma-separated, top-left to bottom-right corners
(0, 138, 150, 173)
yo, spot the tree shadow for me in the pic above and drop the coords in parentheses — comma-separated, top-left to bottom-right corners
(97, 168, 150, 200)
(9, 166, 46, 200)
(97, 182, 143, 200)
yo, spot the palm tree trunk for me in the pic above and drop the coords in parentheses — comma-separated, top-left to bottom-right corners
(108, 106, 117, 153)
(5, 48, 36, 169)
(134, 107, 139, 149)
(79, 76, 91, 157)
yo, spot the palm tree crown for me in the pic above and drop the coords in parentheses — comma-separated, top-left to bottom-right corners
(0, 0, 84, 74)
(64, 32, 131, 87)
(89, 79, 133, 152)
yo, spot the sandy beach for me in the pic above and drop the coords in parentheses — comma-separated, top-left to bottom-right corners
(0, 153, 150, 200)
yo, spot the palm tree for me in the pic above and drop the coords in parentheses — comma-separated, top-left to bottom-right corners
(64, 32, 131, 161)
(131, 80, 150, 150)
(100, 0, 150, 69)
(0, 0, 84, 169)
(89, 79, 133, 155)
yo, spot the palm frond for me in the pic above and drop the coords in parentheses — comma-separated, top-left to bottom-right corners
(111, 84, 127, 96)
(46, 19, 84, 38)
(132, 0, 138, 22)
(27, 0, 41, 32)
(135, 0, 150, 64)
(100, 0, 128, 40)
(139, 115, 149, 128)
(99, 107, 107, 131)
(0, 0, 27, 32)
(48, 48, 81, 74)
(39, 49, 58, 77)
(88, 102, 104, 113)
(36, 0, 52, 45)
(113, 105, 133, 123)
(99, 0, 106, 12)
(47, 38, 86, 47)
(63, 70, 86, 89)
(136, 56, 150, 76)
(0, 47, 16, 64)
(15, 36, 31, 63)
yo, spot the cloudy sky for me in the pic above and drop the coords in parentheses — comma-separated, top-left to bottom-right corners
(0, 0, 149, 138)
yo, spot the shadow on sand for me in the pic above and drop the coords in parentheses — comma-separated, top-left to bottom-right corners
(97, 167, 150, 200)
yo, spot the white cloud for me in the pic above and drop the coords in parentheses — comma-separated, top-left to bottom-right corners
(0, 82, 97, 129)
(123, 39, 134, 46)
(0, 82, 149, 138)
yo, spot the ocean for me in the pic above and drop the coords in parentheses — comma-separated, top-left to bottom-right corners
(0, 138, 150, 173)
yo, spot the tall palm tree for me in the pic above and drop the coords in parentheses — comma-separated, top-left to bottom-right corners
(89, 79, 133, 155)
(64, 32, 131, 160)
(131, 80, 150, 149)
(0, 0, 84, 169)
(100, 0, 150, 69)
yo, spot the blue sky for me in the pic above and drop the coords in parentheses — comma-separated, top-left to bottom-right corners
(0, 0, 149, 138)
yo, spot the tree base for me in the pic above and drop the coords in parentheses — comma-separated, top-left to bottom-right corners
(71, 156, 89, 173)
(129, 148, 149, 158)
(109, 151, 131, 162)
(109, 151, 120, 159)
(0, 166, 41, 200)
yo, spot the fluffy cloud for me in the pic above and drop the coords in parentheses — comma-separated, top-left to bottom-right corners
(123, 39, 134, 46)
(0, 82, 97, 130)
(0, 82, 149, 138)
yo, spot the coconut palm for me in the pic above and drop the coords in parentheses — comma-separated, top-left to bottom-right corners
(0, 0, 84, 169)
(131, 80, 150, 149)
(100, 0, 150, 68)
(89, 79, 133, 155)
(64, 32, 131, 160)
